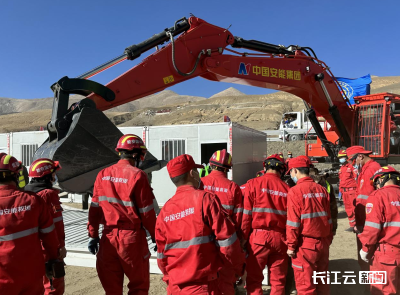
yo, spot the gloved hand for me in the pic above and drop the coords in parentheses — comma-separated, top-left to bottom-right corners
(88, 237, 100, 255)
(152, 238, 157, 252)
(45, 260, 55, 280)
(338, 192, 342, 200)
(359, 249, 369, 263)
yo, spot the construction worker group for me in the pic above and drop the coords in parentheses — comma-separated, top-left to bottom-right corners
(0, 133, 399, 295)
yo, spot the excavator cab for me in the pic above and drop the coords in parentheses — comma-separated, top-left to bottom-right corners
(33, 76, 166, 194)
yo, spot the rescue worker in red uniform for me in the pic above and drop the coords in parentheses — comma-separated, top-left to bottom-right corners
(346, 145, 381, 274)
(286, 157, 333, 295)
(25, 158, 66, 295)
(0, 154, 60, 295)
(359, 166, 400, 295)
(87, 134, 157, 295)
(201, 149, 243, 294)
(156, 154, 246, 295)
(242, 154, 289, 295)
(337, 149, 357, 229)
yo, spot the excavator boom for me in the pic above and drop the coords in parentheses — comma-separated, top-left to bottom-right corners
(34, 16, 354, 193)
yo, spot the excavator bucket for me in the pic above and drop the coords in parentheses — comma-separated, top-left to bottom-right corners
(33, 76, 167, 194)
(34, 107, 122, 193)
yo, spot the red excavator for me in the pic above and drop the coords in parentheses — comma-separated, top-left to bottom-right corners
(33, 16, 400, 193)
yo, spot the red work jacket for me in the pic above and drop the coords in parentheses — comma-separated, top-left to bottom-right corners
(88, 159, 156, 239)
(37, 189, 65, 248)
(338, 162, 357, 192)
(241, 173, 289, 241)
(359, 185, 400, 252)
(201, 170, 243, 232)
(0, 185, 59, 289)
(155, 185, 245, 286)
(355, 160, 381, 228)
(286, 177, 332, 251)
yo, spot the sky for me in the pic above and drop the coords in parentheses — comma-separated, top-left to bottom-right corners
(1, 0, 399, 99)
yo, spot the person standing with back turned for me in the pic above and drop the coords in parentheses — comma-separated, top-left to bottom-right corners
(25, 158, 66, 295)
(156, 154, 246, 295)
(242, 154, 289, 295)
(0, 154, 60, 295)
(87, 134, 157, 295)
(201, 149, 243, 294)
(286, 157, 333, 295)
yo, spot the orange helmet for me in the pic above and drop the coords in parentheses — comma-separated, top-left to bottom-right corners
(29, 158, 61, 178)
(115, 134, 147, 153)
(0, 155, 21, 174)
(209, 149, 232, 170)
(338, 149, 347, 158)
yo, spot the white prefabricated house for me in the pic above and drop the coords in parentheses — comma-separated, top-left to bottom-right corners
(1, 122, 266, 205)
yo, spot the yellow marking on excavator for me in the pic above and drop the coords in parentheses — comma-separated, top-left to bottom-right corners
(163, 75, 174, 84)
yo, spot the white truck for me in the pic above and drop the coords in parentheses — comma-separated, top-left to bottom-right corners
(278, 110, 328, 141)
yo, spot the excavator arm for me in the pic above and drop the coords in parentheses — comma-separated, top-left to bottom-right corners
(34, 16, 354, 193)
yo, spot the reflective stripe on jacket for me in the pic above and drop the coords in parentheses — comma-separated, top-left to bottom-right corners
(0, 185, 60, 289)
(286, 177, 332, 251)
(36, 188, 65, 248)
(355, 160, 381, 227)
(242, 173, 289, 240)
(359, 185, 400, 252)
(88, 159, 157, 239)
(201, 170, 243, 233)
(155, 185, 245, 286)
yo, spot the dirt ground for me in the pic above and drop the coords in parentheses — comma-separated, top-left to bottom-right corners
(64, 206, 364, 295)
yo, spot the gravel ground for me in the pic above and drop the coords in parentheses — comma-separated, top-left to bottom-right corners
(64, 207, 364, 295)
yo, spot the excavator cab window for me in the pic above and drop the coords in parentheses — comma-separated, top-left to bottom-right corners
(354, 103, 384, 156)
(389, 103, 400, 154)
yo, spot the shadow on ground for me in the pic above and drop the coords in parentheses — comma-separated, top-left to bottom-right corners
(329, 259, 365, 295)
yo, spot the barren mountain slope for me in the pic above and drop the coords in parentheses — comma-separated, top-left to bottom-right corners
(0, 75, 399, 133)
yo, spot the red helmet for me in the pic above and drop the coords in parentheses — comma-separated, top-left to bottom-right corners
(115, 134, 147, 153)
(338, 149, 347, 158)
(29, 158, 61, 178)
(264, 154, 286, 173)
(209, 149, 232, 170)
(0, 155, 21, 173)
(371, 166, 400, 183)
